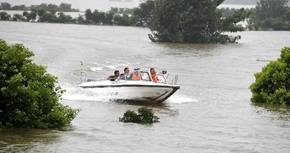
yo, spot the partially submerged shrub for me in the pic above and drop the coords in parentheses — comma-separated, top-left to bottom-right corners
(119, 106, 159, 123)
(0, 39, 79, 129)
(250, 47, 290, 105)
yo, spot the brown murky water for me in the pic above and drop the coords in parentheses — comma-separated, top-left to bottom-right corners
(1, 21, 290, 153)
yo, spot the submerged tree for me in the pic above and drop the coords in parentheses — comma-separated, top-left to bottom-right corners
(0, 12, 11, 20)
(250, 47, 290, 105)
(148, 0, 250, 43)
(0, 2, 11, 10)
(249, 0, 290, 30)
(119, 107, 159, 123)
(131, 0, 155, 26)
(114, 13, 132, 26)
(0, 39, 79, 129)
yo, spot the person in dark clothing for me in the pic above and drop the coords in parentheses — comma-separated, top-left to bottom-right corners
(107, 70, 120, 81)
(119, 67, 130, 80)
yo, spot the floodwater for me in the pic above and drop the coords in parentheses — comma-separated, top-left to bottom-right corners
(0, 21, 290, 153)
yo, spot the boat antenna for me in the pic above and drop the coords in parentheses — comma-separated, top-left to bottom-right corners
(80, 61, 87, 83)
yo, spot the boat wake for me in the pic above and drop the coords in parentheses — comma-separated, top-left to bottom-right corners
(89, 62, 132, 72)
(61, 85, 115, 102)
(165, 93, 199, 104)
(61, 84, 198, 104)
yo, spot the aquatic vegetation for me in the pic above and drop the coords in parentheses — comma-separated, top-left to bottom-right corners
(148, 0, 250, 43)
(250, 46, 290, 105)
(119, 106, 159, 123)
(0, 39, 79, 129)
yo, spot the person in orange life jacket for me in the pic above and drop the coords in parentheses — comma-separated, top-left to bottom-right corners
(107, 70, 120, 81)
(150, 68, 158, 83)
(130, 68, 140, 80)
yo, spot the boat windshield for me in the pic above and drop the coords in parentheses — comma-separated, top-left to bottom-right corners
(140, 71, 151, 81)
(118, 71, 152, 81)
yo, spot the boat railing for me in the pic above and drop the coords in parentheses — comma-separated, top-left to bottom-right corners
(156, 71, 178, 85)
(156, 74, 167, 84)
(79, 61, 103, 83)
(171, 74, 179, 85)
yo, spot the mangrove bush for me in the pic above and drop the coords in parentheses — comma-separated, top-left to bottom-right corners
(250, 47, 290, 105)
(148, 0, 250, 43)
(119, 106, 159, 123)
(0, 39, 79, 129)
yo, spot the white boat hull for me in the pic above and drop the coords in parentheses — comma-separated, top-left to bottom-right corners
(78, 80, 180, 102)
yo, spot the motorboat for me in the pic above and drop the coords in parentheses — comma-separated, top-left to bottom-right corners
(78, 69, 180, 102)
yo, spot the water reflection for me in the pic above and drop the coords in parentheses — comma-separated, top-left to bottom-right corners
(253, 103, 290, 113)
(158, 42, 223, 58)
(160, 42, 219, 51)
(110, 100, 180, 117)
(0, 128, 61, 152)
(252, 103, 290, 127)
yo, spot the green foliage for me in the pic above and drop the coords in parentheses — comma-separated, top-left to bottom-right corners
(250, 47, 290, 105)
(22, 10, 37, 21)
(256, 0, 288, 19)
(0, 2, 11, 10)
(1, 0, 252, 33)
(249, 0, 290, 30)
(0, 11, 11, 20)
(0, 2, 79, 12)
(83, 9, 114, 25)
(114, 14, 132, 26)
(131, 0, 155, 26)
(41, 11, 58, 22)
(0, 39, 79, 129)
(0, 1, 151, 26)
(85, 9, 93, 23)
(58, 12, 73, 23)
(148, 0, 250, 43)
(12, 13, 25, 21)
(10, 4, 27, 11)
(59, 3, 74, 12)
(31, 3, 79, 12)
(221, 7, 252, 18)
(119, 107, 159, 123)
(104, 11, 115, 25)
(76, 14, 86, 24)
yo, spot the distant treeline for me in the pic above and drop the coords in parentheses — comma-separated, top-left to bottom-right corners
(224, 0, 290, 5)
(0, 7, 139, 26)
(0, 2, 249, 27)
(221, 7, 252, 17)
(0, 2, 79, 12)
(1, 0, 290, 31)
